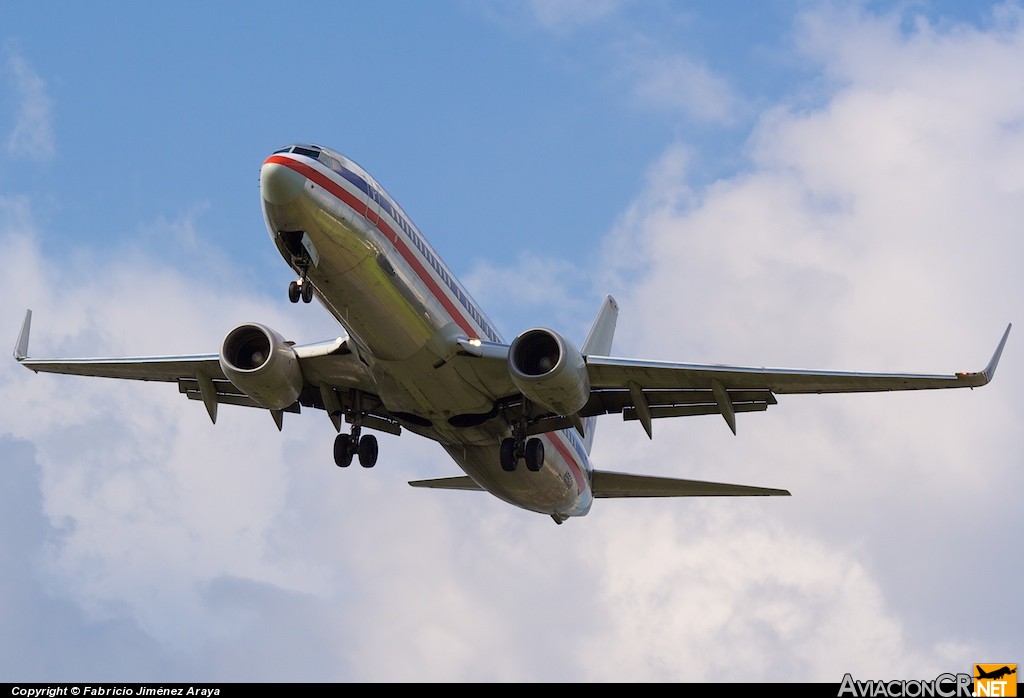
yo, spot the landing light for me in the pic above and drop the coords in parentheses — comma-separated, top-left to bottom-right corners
(468, 339, 482, 347)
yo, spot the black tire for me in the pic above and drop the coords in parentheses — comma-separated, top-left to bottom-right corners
(357, 434, 378, 468)
(499, 438, 517, 472)
(334, 434, 353, 467)
(525, 438, 544, 472)
(301, 280, 314, 303)
(288, 280, 301, 304)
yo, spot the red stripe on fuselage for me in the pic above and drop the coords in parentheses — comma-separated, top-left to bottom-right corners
(545, 431, 588, 493)
(264, 155, 478, 339)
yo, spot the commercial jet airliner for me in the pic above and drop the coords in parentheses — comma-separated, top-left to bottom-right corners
(14, 144, 1011, 523)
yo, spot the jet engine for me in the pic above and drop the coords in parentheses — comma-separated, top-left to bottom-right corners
(508, 328, 590, 416)
(219, 323, 303, 410)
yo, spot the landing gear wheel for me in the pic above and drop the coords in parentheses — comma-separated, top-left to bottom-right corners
(288, 280, 301, 304)
(333, 434, 353, 467)
(357, 434, 378, 467)
(301, 281, 314, 303)
(525, 438, 545, 472)
(499, 438, 518, 472)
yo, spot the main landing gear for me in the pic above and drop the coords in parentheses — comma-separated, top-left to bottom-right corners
(334, 427, 378, 468)
(332, 391, 379, 468)
(499, 435, 545, 473)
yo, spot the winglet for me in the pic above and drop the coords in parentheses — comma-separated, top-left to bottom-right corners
(14, 309, 32, 361)
(982, 323, 1011, 383)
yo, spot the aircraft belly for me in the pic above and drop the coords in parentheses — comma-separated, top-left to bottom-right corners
(445, 444, 592, 518)
(371, 341, 496, 435)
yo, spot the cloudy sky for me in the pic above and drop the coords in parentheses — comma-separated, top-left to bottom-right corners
(1, 0, 1020, 683)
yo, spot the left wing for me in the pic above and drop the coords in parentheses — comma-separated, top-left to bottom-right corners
(13, 310, 391, 432)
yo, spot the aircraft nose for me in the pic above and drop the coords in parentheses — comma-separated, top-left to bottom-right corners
(260, 161, 305, 205)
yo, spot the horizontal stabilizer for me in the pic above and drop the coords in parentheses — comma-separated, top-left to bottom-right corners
(408, 476, 484, 491)
(591, 470, 790, 498)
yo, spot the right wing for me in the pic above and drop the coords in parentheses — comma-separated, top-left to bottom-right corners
(441, 291, 1009, 440)
(580, 323, 1009, 436)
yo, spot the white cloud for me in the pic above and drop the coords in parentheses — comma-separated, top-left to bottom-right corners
(4, 51, 55, 161)
(628, 52, 743, 124)
(593, 3, 1023, 674)
(527, 0, 626, 32)
(461, 251, 604, 341)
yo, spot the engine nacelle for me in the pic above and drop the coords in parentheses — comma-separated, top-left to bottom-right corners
(508, 328, 590, 416)
(219, 323, 303, 410)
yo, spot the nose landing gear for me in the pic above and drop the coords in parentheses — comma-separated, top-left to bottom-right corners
(279, 231, 316, 304)
(288, 265, 314, 304)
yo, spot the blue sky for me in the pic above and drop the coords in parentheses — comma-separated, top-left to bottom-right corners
(1, 0, 1021, 682)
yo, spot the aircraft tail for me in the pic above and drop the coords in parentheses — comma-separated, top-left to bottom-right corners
(580, 296, 618, 455)
(581, 295, 618, 356)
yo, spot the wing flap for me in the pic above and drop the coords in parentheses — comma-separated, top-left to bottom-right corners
(591, 470, 790, 498)
(182, 389, 301, 413)
(525, 388, 777, 436)
(623, 401, 769, 421)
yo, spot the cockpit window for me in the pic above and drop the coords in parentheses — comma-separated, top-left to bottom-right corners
(272, 147, 292, 154)
(292, 146, 321, 159)
(318, 151, 343, 174)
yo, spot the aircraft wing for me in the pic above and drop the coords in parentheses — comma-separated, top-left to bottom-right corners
(577, 323, 1010, 436)
(487, 323, 1010, 438)
(13, 310, 390, 432)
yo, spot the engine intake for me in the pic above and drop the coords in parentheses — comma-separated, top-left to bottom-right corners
(508, 328, 589, 417)
(219, 323, 303, 410)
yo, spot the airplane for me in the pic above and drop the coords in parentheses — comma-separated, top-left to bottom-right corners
(976, 666, 1017, 681)
(13, 143, 1011, 524)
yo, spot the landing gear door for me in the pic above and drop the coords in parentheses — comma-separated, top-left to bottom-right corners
(300, 232, 320, 268)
